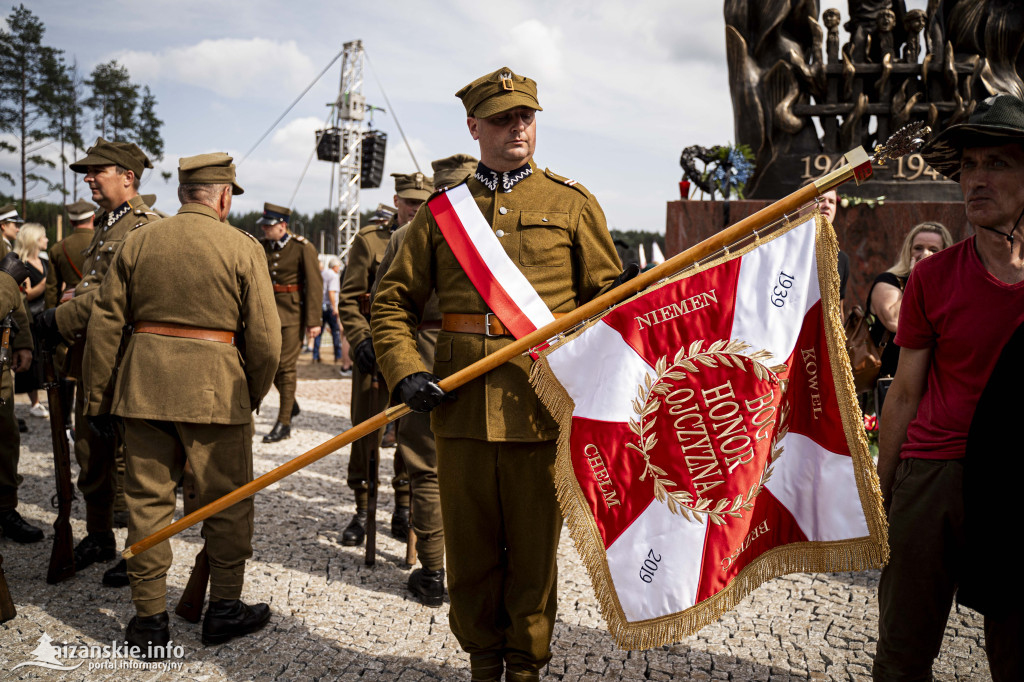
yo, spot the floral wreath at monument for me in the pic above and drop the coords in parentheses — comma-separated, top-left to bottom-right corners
(679, 143, 755, 199)
(627, 339, 790, 526)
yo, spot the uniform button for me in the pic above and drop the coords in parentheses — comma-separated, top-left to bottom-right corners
(99, 241, 104, 246)
(499, 207, 508, 215)
(90, 270, 95, 275)
(495, 230, 505, 238)
(95, 256, 100, 261)
(83, 281, 89, 286)
(542, 217, 548, 222)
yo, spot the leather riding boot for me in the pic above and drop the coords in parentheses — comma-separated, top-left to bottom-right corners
(342, 509, 367, 546)
(262, 422, 290, 443)
(202, 599, 271, 645)
(73, 530, 115, 569)
(125, 611, 170, 661)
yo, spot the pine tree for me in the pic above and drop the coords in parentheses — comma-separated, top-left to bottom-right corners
(0, 4, 63, 215)
(85, 61, 164, 162)
(43, 55, 84, 205)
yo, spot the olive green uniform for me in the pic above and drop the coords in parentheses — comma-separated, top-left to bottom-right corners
(263, 233, 321, 426)
(338, 217, 409, 508)
(372, 163, 621, 672)
(54, 196, 159, 534)
(83, 202, 281, 617)
(44, 226, 93, 309)
(0, 239, 34, 514)
(371, 222, 442, 568)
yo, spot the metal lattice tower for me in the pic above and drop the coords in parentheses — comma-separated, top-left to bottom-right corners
(336, 40, 367, 259)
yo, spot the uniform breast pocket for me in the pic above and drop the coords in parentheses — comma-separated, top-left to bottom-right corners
(519, 211, 570, 267)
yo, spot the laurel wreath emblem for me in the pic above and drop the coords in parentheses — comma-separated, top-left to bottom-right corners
(626, 339, 790, 526)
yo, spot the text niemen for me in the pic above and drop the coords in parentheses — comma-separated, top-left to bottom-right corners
(634, 289, 718, 331)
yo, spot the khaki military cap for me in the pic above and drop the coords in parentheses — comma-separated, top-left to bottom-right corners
(431, 154, 478, 190)
(0, 204, 24, 224)
(178, 153, 244, 195)
(70, 137, 153, 178)
(256, 202, 291, 226)
(65, 199, 97, 222)
(456, 67, 542, 119)
(391, 172, 433, 201)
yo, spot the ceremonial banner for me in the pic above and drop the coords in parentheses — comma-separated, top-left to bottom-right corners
(531, 213, 887, 649)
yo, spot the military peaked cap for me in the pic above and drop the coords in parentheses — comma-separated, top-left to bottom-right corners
(456, 67, 542, 119)
(70, 137, 153, 178)
(65, 199, 96, 222)
(256, 202, 291, 226)
(0, 204, 24, 224)
(392, 172, 433, 201)
(431, 154, 478, 190)
(178, 153, 244, 195)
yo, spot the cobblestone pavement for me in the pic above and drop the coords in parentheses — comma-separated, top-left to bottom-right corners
(0, 358, 992, 680)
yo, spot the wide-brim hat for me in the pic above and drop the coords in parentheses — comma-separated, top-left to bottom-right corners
(921, 94, 1024, 181)
(456, 67, 542, 119)
(70, 137, 153, 178)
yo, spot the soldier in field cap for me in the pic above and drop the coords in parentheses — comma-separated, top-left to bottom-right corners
(0, 204, 24, 249)
(83, 152, 281, 656)
(372, 68, 633, 681)
(337, 171, 431, 547)
(258, 202, 322, 442)
(35, 137, 160, 588)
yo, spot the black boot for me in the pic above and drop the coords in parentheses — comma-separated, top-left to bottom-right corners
(291, 401, 300, 418)
(103, 559, 129, 587)
(407, 567, 444, 607)
(124, 611, 170, 661)
(202, 599, 271, 645)
(0, 509, 44, 544)
(341, 509, 367, 546)
(262, 422, 290, 443)
(390, 505, 410, 541)
(73, 530, 115, 569)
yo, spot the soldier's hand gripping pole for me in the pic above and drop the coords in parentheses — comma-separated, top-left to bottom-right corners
(123, 126, 929, 560)
(42, 346, 76, 585)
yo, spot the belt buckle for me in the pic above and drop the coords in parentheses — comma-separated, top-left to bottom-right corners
(484, 313, 499, 337)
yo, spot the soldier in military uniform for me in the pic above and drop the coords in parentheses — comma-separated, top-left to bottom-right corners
(83, 153, 281, 656)
(257, 203, 321, 443)
(45, 200, 95, 308)
(338, 174, 431, 547)
(0, 221, 43, 544)
(36, 138, 160, 586)
(369, 156, 476, 606)
(372, 69, 628, 682)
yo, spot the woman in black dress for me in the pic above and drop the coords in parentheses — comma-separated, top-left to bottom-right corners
(13, 223, 49, 418)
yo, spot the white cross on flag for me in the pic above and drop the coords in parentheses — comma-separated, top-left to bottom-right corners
(530, 213, 888, 649)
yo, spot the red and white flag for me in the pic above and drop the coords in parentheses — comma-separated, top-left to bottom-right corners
(531, 213, 887, 649)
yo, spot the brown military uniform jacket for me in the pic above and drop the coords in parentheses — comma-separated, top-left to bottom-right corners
(55, 195, 159, 340)
(45, 226, 94, 308)
(0, 274, 19, 317)
(339, 217, 397, 354)
(371, 162, 622, 442)
(0, 239, 32, 352)
(83, 203, 282, 424)
(263, 233, 321, 329)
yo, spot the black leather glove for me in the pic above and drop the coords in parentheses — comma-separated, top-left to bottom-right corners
(354, 339, 376, 374)
(35, 306, 66, 351)
(612, 262, 641, 288)
(87, 414, 119, 440)
(0, 251, 29, 285)
(395, 372, 452, 413)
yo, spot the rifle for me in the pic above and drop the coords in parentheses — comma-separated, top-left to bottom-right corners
(0, 553, 15, 623)
(365, 371, 380, 567)
(405, 497, 417, 568)
(122, 128, 928, 560)
(175, 462, 209, 622)
(176, 546, 209, 623)
(42, 346, 76, 584)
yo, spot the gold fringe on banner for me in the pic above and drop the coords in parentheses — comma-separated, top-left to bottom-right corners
(530, 211, 889, 650)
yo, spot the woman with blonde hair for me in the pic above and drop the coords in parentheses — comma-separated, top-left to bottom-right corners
(13, 222, 49, 418)
(867, 221, 954, 384)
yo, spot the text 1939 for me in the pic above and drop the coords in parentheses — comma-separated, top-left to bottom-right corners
(770, 271, 794, 308)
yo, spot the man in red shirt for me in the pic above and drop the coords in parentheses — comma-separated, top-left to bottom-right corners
(874, 94, 1024, 681)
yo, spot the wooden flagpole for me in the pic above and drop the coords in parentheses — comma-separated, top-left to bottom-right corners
(124, 135, 919, 560)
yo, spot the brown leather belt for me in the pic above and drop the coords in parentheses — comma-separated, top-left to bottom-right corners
(442, 312, 567, 337)
(134, 322, 236, 345)
(418, 320, 442, 331)
(273, 284, 300, 293)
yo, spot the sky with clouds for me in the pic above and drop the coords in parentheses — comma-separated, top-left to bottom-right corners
(8, 0, 926, 237)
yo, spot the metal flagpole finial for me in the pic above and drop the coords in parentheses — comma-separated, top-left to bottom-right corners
(871, 121, 931, 167)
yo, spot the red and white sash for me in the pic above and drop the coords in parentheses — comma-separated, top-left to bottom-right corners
(429, 183, 555, 339)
